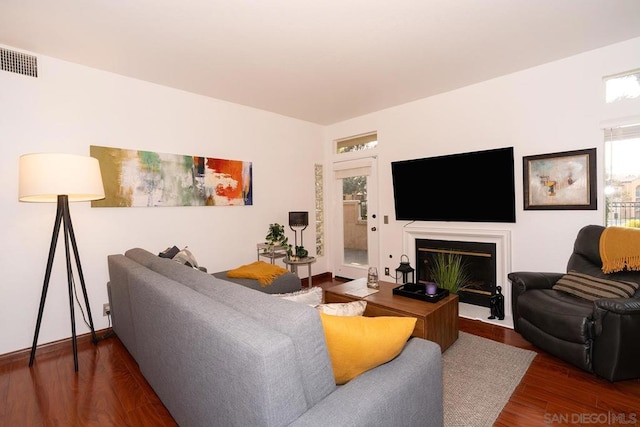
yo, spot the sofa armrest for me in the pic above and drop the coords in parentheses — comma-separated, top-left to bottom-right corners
(508, 272, 563, 293)
(592, 297, 640, 381)
(593, 297, 640, 337)
(594, 297, 640, 315)
(508, 272, 564, 332)
(290, 338, 443, 427)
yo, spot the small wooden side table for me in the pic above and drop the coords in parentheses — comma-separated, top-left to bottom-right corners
(283, 257, 317, 287)
(256, 243, 287, 264)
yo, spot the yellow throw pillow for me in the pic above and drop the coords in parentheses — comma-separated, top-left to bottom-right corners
(319, 313, 417, 384)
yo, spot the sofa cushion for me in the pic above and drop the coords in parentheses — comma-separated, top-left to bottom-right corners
(125, 248, 336, 408)
(127, 267, 309, 426)
(319, 313, 416, 385)
(316, 300, 367, 316)
(191, 279, 336, 408)
(125, 248, 200, 289)
(158, 245, 180, 258)
(517, 288, 594, 343)
(274, 286, 324, 305)
(553, 271, 639, 301)
(171, 246, 200, 268)
(518, 317, 592, 372)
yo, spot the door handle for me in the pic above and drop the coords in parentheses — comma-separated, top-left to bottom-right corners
(371, 227, 377, 231)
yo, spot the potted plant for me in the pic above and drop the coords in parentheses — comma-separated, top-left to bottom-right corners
(264, 223, 290, 254)
(295, 245, 308, 258)
(429, 252, 470, 294)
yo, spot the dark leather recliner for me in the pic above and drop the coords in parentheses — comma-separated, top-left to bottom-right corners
(508, 224, 640, 382)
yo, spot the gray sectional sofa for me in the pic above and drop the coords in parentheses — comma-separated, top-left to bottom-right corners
(107, 248, 444, 426)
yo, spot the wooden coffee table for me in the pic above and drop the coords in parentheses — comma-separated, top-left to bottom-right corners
(324, 280, 459, 351)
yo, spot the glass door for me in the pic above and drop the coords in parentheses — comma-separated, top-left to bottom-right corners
(332, 157, 379, 279)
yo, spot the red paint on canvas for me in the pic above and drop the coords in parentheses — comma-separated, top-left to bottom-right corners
(207, 158, 244, 200)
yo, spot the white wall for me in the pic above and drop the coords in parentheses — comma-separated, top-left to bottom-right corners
(0, 48, 324, 355)
(324, 37, 640, 325)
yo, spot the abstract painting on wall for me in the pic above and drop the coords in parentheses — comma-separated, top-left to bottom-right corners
(90, 145, 252, 207)
(522, 148, 596, 210)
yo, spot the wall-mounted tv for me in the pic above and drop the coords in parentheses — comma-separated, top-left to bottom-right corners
(391, 147, 516, 223)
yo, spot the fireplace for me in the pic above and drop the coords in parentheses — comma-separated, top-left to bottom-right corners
(402, 226, 513, 327)
(416, 239, 496, 307)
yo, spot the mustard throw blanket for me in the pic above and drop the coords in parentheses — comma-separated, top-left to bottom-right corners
(599, 226, 640, 273)
(227, 261, 288, 286)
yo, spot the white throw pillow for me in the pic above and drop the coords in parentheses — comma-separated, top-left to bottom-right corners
(316, 300, 367, 316)
(274, 286, 324, 306)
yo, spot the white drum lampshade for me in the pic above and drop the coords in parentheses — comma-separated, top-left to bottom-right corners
(19, 153, 105, 203)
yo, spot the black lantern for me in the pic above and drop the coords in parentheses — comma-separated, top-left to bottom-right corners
(395, 254, 415, 284)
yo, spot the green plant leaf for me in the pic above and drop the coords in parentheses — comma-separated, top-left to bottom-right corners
(429, 252, 471, 294)
(265, 223, 288, 247)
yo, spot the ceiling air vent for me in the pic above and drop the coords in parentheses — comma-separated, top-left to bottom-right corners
(1, 47, 38, 77)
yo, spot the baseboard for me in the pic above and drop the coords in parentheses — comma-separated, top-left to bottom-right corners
(0, 328, 113, 364)
(302, 271, 332, 287)
(459, 302, 514, 329)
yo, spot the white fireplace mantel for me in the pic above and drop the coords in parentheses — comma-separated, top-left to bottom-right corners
(403, 225, 514, 328)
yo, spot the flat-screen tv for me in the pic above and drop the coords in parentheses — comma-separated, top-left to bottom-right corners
(391, 147, 516, 223)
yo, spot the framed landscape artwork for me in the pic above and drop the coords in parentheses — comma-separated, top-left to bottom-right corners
(90, 145, 253, 207)
(523, 148, 596, 210)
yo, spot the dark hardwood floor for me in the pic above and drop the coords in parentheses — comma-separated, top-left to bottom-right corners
(2, 277, 639, 426)
(465, 319, 640, 427)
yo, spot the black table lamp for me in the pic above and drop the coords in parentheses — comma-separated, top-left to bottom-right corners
(19, 153, 105, 371)
(288, 211, 309, 249)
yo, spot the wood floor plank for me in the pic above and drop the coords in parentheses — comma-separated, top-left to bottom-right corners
(495, 398, 549, 427)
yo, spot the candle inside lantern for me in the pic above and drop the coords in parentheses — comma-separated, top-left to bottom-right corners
(426, 282, 437, 295)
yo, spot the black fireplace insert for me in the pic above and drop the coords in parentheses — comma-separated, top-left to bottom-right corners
(416, 239, 496, 307)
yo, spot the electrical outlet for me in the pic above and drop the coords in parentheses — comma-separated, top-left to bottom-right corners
(384, 267, 390, 276)
(103, 303, 110, 317)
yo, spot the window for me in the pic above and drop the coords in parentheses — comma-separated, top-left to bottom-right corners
(342, 176, 367, 220)
(604, 123, 640, 227)
(336, 132, 377, 154)
(605, 69, 640, 103)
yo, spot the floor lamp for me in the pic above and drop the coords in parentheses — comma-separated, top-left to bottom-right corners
(19, 153, 105, 371)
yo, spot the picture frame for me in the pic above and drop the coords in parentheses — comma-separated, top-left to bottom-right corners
(90, 145, 253, 207)
(523, 148, 597, 210)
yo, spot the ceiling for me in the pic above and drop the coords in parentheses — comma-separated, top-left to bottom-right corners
(2, 1, 640, 125)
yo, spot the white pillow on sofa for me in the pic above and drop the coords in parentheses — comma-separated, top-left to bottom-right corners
(316, 300, 367, 316)
(274, 286, 324, 306)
